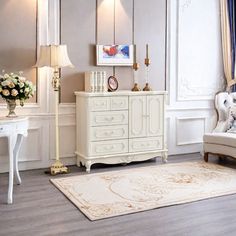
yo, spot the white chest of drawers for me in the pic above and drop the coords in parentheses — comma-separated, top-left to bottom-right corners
(75, 91, 168, 172)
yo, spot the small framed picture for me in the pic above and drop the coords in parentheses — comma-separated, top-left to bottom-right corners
(108, 76, 118, 92)
(96, 45, 134, 66)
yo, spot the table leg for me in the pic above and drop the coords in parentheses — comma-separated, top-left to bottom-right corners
(7, 135, 16, 204)
(14, 134, 23, 185)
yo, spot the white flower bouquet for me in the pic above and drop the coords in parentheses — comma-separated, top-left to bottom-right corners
(0, 71, 36, 106)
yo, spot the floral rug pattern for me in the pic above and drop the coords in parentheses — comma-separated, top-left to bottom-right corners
(51, 162, 236, 220)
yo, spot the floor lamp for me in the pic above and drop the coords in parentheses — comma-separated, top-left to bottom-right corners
(36, 45, 73, 175)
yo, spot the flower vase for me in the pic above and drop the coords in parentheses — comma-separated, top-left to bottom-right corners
(6, 99, 17, 118)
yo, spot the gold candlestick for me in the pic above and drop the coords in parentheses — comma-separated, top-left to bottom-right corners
(132, 62, 141, 91)
(132, 83, 141, 91)
(133, 62, 139, 70)
(143, 83, 151, 91)
(145, 58, 151, 67)
(131, 44, 141, 91)
(134, 44, 137, 64)
(143, 44, 152, 91)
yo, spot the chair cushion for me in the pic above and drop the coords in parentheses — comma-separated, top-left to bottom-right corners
(204, 133, 236, 148)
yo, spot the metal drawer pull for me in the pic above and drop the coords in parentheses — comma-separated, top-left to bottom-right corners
(95, 102, 105, 106)
(104, 131, 114, 136)
(105, 145, 115, 150)
(113, 102, 123, 106)
(105, 117, 114, 121)
(0, 127, 3, 131)
(140, 142, 154, 148)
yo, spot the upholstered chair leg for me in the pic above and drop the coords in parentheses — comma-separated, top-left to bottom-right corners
(219, 155, 226, 162)
(204, 152, 209, 162)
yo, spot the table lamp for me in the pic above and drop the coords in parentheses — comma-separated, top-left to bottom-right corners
(35, 45, 73, 175)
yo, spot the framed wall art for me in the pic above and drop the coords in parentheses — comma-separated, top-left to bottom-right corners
(96, 45, 134, 66)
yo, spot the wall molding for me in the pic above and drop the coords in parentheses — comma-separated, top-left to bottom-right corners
(167, 106, 215, 112)
(175, 0, 224, 102)
(176, 116, 206, 146)
(19, 126, 43, 162)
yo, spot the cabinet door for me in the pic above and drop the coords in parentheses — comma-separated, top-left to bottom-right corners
(129, 96, 146, 138)
(147, 95, 163, 136)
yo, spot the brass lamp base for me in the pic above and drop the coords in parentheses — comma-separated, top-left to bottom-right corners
(50, 160, 69, 176)
(143, 83, 152, 91)
(132, 83, 141, 91)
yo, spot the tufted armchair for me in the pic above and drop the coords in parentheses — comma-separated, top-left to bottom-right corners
(203, 92, 236, 162)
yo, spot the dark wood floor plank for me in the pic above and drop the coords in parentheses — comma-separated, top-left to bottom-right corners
(1, 153, 236, 236)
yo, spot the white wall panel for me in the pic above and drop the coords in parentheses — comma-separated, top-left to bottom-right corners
(176, 117, 206, 146)
(166, 0, 224, 155)
(50, 124, 76, 160)
(19, 128, 43, 162)
(49, 114, 76, 160)
(177, 0, 224, 101)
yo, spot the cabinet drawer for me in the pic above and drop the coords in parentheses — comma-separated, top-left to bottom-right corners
(90, 97, 110, 111)
(90, 125, 128, 141)
(90, 139, 128, 156)
(129, 137, 163, 153)
(91, 111, 128, 126)
(111, 96, 128, 110)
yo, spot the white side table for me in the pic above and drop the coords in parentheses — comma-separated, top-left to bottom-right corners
(0, 117, 28, 204)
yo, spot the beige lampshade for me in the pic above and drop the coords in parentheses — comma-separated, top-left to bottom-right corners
(35, 45, 73, 68)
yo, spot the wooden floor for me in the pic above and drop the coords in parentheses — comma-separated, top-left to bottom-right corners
(1, 153, 236, 236)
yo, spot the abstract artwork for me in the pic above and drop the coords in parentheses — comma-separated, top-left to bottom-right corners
(96, 45, 134, 66)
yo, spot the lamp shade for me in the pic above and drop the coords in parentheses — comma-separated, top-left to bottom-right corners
(35, 45, 73, 68)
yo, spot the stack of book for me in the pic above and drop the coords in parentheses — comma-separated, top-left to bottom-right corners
(84, 71, 107, 92)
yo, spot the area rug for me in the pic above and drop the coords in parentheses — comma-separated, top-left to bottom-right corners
(50, 162, 236, 220)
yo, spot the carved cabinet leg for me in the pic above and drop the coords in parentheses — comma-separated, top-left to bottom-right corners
(204, 152, 208, 162)
(85, 161, 92, 173)
(162, 152, 168, 163)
